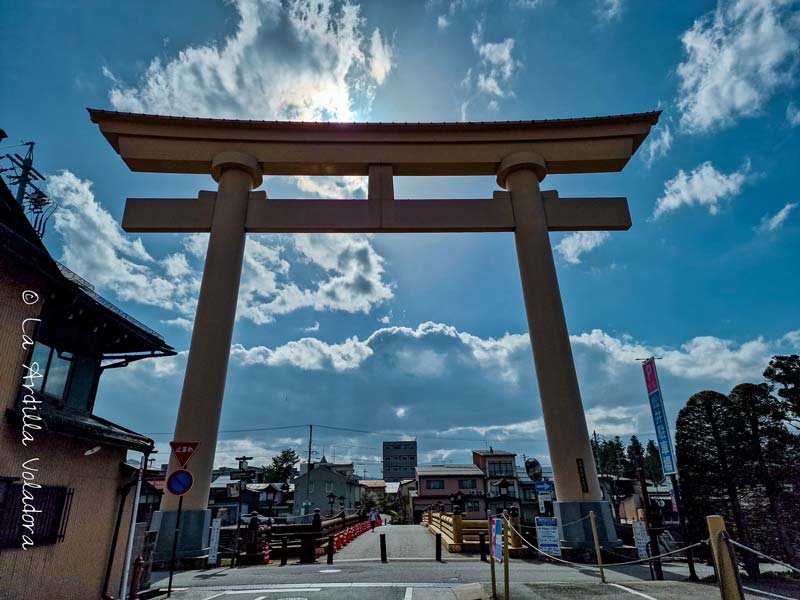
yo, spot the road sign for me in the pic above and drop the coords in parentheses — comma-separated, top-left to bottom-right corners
(535, 517, 561, 557)
(169, 441, 200, 468)
(166, 469, 194, 496)
(490, 518, 503, 562)
(641, 358, 677, 475)
(230, 469, 255, 481)
(208, 518, 222, 566)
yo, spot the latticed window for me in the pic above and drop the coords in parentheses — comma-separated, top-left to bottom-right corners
(0, 482, 73, 548)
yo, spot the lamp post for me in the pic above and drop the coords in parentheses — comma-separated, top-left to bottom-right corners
(327, 492, 336, 517)
(449, 491, 465, 513)
(338, 495, 345, 512)
(265, 487, 275, 519)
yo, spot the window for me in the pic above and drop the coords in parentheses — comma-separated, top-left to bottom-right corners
(22, 343, 100, 412)
(309, 482, 315, 494)
(0, 483, 73, 548)
(426, 480, 444, 490)
(465, 500, 480, 513)
(458, 479, 476, 489)
(487, 462, 514, 477)
(325, 481, 333, 493)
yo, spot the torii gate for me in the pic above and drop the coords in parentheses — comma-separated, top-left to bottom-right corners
(89, 109, 659, 556)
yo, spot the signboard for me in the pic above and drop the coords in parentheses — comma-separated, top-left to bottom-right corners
(641, 358, 677, 475)
(166, 469, 194, 496)
(534, 481, 554, 513)
(227, 483, 240, 498)
(632, 520, 649, 559)
(535, 517, 561, 557)
(490, 518, 503, 562)
(208, 518, 222, 565)
(169, 441, 200, 469)
(230, 469, 255, 481)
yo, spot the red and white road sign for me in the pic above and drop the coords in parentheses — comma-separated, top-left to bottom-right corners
(169, 441, 200, 468)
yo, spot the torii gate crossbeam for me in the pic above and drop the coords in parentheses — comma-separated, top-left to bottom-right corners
(89, 109, 660, 559)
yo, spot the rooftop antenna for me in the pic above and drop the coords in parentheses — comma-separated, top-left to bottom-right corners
(1, 140, 57, 238)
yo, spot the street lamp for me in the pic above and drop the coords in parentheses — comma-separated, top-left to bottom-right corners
(338, 495, 345, 511)
(327, 492, 336, 517)
(449, 491, 465, 514)
(265, 486, 276, 519)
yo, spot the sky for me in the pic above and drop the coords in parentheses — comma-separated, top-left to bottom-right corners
(2, 0, 799, 477)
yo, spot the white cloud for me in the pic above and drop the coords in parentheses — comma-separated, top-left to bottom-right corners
(596, 0, 623, 21)
(460, 22, 520, 118)
(162, 317, 194, 331)
(641, 124, 673, 167)
(555, 231, 611, 264)
(395, 407, 407, 418)
(368, 28, 394, 85)
(677, 0, 800, 133)
(437, 14, 451, 29)
(105, 0, 392, 122)
(304, 321, 320, 332)
(653, 160, 749, 218)
(787, 102, 800, 126)
(47, 171, 393, 327)
(756, 202, 797, 233)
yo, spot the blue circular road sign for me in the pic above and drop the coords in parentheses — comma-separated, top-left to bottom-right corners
(167, 469, 194, 496)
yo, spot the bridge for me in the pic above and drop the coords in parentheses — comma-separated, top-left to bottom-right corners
(148, 523, 784, 599)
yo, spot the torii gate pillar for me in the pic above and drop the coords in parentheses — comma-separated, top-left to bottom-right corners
(152, 153, 262, 561)
(500, 153, 616, 545)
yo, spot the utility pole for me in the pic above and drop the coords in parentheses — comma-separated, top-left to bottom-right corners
(306, 425, 313, 501)
(1, 140, 55, 238)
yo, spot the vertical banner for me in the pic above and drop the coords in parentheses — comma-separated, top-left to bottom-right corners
(208, 518, 222, 566)
(535, 517, 561, 557)
(490, 518, 503, 562)
(642, 358, 677, 474)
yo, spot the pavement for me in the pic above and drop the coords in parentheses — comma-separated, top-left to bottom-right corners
(150, 524, 800, 600)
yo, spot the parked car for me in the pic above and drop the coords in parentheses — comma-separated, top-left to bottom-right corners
(239, 512, 270, 525)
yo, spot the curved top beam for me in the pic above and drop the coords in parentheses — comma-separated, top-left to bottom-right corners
(88, 108, 660, 178)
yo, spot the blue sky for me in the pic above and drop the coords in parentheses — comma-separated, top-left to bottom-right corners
(2, 0, 798, 475)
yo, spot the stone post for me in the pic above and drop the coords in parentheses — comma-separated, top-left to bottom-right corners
(498, 152, 617, 548)
(154, 152, 262, 562)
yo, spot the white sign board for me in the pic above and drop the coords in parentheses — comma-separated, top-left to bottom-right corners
(538, 491, 551, 513)
(632, 520, 649, 559)
(208, 518, 222, 565)
(535, 517, 561, 557)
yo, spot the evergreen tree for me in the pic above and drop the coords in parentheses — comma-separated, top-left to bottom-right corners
(644, 440, 664, 485)
(763, 354, 800, 427)
(261, 448, 300, 483)
(729, 383, 799, 566)
(676, 390, 760, 576)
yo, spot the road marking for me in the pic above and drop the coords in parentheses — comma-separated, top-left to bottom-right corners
(743, 586, 799, 600)
(318, 569, 341, 573)
(404, 587, 413, 600)
(607, 583, 659, 600)
(226, 590, 321, 595)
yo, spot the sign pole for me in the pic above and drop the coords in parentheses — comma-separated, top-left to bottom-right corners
(589, 510, 606, 584)
(488, 514, 497, 599)
(502, 513, 510, 600)
(233, 480, 243, 568)
(167, 495, 183, 597)
(669, 472, 698, 580)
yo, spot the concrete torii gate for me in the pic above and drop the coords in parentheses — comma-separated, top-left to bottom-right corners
(89, 108, 659, 557)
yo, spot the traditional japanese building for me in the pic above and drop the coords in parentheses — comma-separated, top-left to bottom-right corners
(0, 177, 174, 599)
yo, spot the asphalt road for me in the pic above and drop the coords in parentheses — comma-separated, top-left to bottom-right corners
(151, 525, 799, 600)
(335, 524, 447, 561)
